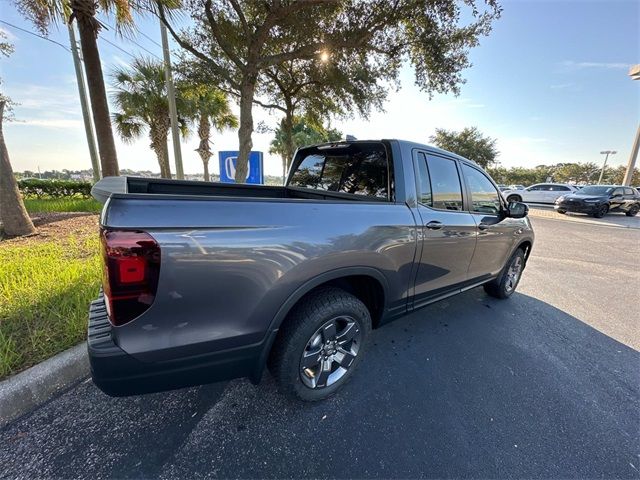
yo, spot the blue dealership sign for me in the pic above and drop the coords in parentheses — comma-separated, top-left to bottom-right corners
(218, 151, 264, 184)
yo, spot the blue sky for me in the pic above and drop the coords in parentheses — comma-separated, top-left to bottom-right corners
(0, 0, 638, 176)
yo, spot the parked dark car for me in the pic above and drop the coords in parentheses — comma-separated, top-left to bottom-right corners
(554, 185, 640, 218)
(88, 139, 534, 401)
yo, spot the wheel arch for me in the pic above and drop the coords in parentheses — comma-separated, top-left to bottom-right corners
(250, 267, 389, 383)
(515, 239, 533, 263)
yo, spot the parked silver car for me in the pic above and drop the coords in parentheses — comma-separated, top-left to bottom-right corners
(503, 183, 578, 204)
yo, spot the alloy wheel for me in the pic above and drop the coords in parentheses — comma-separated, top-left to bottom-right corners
(505, 256, 523, 293)
(300, 316, 362, 389)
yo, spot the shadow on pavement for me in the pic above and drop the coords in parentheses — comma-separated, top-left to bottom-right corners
(1, 289, 638, 479)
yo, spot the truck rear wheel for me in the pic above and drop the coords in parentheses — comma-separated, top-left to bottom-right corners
(268, 287, 371, 401)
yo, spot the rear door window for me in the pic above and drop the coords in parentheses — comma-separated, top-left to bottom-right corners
(288, 143, 390, 199)
(425, 156, 463, 211)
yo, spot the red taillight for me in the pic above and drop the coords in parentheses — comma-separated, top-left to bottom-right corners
(100, 229, 161, 326)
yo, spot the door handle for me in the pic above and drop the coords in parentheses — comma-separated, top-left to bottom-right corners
(478, 223, 490, 231)
(425, 221, 443, 230)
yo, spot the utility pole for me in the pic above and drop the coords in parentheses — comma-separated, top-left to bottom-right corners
(623, 125, 639, 186)
(598, 150, 616, 184)
(160, 20, 184, 180)
(622, 65, 640, 186)
(68, 22, 101, 182)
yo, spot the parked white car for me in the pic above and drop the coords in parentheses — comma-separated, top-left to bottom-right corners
(502, 183, 579, 204)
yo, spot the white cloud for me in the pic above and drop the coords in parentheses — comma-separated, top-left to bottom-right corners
(111, 55, 131, 70)
(561, 61, 630, 70)
(12, 118, 84, 129)
(0, 26, 17, 42)
(7, 84, 80, 117)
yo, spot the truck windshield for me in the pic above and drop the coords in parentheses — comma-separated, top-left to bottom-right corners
(288, 143, 390, 200)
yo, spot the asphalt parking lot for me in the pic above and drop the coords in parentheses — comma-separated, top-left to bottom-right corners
(1, 216, 638, 479)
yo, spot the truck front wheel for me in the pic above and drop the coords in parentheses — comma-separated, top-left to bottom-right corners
(268, 287, 372, 401)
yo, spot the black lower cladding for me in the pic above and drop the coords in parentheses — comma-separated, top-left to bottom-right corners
(87, 294, 271, 396)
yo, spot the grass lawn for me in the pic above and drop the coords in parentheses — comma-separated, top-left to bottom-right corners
(0, 215, 101, 380)
(23, 197, 102, 214)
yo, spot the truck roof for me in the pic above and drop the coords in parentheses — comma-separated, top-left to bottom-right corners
(303, 139, 478, 167)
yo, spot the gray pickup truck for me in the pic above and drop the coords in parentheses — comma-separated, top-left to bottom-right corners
(89, 139, 534, 401)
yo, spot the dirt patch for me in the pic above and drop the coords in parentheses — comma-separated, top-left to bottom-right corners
(0, 213, 100, 247)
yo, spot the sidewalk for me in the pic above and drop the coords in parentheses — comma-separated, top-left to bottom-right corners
(528, 205, 640, 229)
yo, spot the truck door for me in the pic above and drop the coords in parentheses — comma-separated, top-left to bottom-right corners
(461, 163, 520, 279)
(412, 152, 477, 308)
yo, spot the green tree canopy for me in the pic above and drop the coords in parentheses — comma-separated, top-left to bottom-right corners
(430, 127, 499, 168)
(159, 0, 501, 182)
(257, 56, 385, 172)
(269, 117, 342, 179)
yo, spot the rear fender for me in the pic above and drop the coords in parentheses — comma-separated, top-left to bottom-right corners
(250, 266, 389, 383)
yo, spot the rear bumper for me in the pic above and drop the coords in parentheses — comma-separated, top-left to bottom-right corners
(88, 294, 273, 396)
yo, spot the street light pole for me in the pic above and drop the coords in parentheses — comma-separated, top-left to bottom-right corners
(160, 19, 184, 180)
(622, 65, 640, 186)
(68, 23, 100, 182)
(598, 150, 616, 184)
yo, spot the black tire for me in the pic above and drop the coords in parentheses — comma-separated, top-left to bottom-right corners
(626, 204, 639, 217)
(483, 249, 526, 299)
(506, 194, 522, 203)
(593, 204, 609, 218)
(268, 287, 372, 401)
(557, 209, 566, 214)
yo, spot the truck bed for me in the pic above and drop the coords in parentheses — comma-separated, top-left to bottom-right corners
(92, 176, 388, 204)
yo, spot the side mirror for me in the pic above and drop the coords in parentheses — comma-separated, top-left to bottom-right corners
(507, 201, 528, 219)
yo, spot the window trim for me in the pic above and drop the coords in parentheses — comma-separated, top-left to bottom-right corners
(460, 162, 505, 216)
(287, 141, 393, 201)
(413, 150, 468, 213)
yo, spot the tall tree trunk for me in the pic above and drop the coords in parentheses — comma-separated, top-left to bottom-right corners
(283, 108, 295, 174)
(235, 73, 257, 183)
(281, 154, 286, 185)
(150, 124, 172, 179)
(71, 0, 119, 177)
(0, 101, 35, 237)
(203, 158, 210, 182)
(196, 114, 212, 182)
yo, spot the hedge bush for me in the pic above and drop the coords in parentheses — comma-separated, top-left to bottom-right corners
(18, 179, 93, 199)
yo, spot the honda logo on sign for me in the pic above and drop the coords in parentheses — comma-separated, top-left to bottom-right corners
(224, 156, 250, 181)
(218, 151, 264, 184)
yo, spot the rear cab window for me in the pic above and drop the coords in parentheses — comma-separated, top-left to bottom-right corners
(288, 142, 391, 200)
(415, 154, 464, 211)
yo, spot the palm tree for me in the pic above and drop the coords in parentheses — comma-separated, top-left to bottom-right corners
(0, 30, 34, 236)
(0, 100, 35, 237)
(183, 85, 237, 182)
(112, 57, 189, 178)
(14, 0, 137, 177)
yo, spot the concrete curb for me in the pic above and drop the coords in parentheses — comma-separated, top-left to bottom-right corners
(0, 342, 89, 428)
